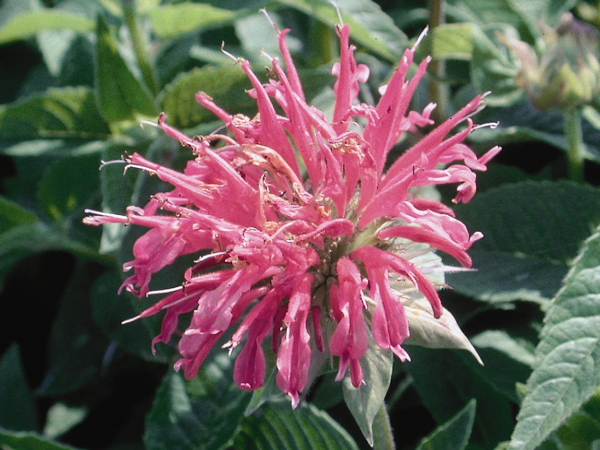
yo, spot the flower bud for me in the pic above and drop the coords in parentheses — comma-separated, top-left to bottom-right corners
(501, 13, 600, 110)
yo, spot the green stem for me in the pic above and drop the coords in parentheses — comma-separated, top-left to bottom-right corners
(372, 403, 396, 450)
(121, 0, 158, 96)
(428, 0, 450, 123)
(564, 107, 585, 182)
(311, 20, 335, 66)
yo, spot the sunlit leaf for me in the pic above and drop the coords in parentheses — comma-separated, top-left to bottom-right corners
(0, 10, 93, 44)
(95, 16, 157, 124)
(147, 3, 241, 39)
(0, 87, 110, 140)
(508, 226, 600, 450)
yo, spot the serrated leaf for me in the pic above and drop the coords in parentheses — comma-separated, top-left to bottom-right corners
(448, 181, 600, 303)
(546, 386, 600, 450)
(0, 87, 111, 140)
(144, 355, 251, 450)
(508, 226, 600, 450)
(147, 3, 241, 39)
(159, 66, 255, 129)
(0, 10, 93, 44)
(342, 343, 393, 446)
(235, 400, 359, 450)
(277, 0, 407, 62)
(446, 0, 537, 42)
(0, 428, 81, 450)
(469, 24, 522, 107)
(416, 399, 476, 450)
(0, 345, 37, 432)
(95, 16, 157, 123)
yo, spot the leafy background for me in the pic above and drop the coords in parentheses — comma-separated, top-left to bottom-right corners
(2, 0, 600, 449)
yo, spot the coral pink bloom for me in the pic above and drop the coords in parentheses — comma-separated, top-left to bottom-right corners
(85, 18, 499, 406)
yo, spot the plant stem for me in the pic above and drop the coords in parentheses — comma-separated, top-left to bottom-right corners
(372, 403, 396, 450)
(564, 107, 585, 182)
(428, 0, 450, 123)
(311, 20, 335, 67)
(122, 0, 158, 96)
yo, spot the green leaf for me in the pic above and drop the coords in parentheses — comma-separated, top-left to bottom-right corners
(0, 196, 37, 233)
(37, 152, 100, 222)
(277, 0, 408, 62)
(342, 342, 393, 446)
(431, 23, 473, 60)
(416, 399, 476, 450)
(508, 226, 600, 450)
(147, 3, 241, 39)
(42, 403, 88, 439)
(235, 400, 359, 450)
(446, 0, 537, 42)
(159, 66, 255, 129)
(91, 270, 165, 363)
(545, 386, 600, 450)
(404, 297, 482, 364)
(0, 218, 108, 291)
(37, 262, 110, 396)
(144, 354, 252, 450)
(469, 24, 522, 107)
(405, 348, 514, 449)
(0, 10, 93, 44)
(469, 96, 600, 162)
(469, 330, 535, 403)
(0, 428, 81, 450)
(95, 16, 157, 124)
(0, 87, 111, 140)
(0, 345, 37, 432)
(448, 181, 600, 303)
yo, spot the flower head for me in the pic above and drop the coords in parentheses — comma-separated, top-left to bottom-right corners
(85, 17, 499, 408)
(500, 13, 600, 110)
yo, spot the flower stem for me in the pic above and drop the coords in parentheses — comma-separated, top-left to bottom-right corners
(564, 107, 585, 182)
(372, 403, 396, 450)
(121, 0, 158, 97)
(428, 0, 450, 123)
(311, 20, 335, 66)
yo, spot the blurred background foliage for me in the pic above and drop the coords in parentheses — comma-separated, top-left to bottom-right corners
(2, 0, 600, 449)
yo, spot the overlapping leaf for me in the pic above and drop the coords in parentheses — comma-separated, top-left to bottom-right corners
(448, 181, 600, 303)
(508, 226, 600, 450)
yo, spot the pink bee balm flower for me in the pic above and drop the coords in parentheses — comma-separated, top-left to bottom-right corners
(85, 17, 499, 408)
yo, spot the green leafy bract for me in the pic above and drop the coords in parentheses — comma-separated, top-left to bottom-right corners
(342, 342, 393, 446)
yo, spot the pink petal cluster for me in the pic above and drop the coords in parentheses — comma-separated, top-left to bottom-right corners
(85, 20, 499, 407)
